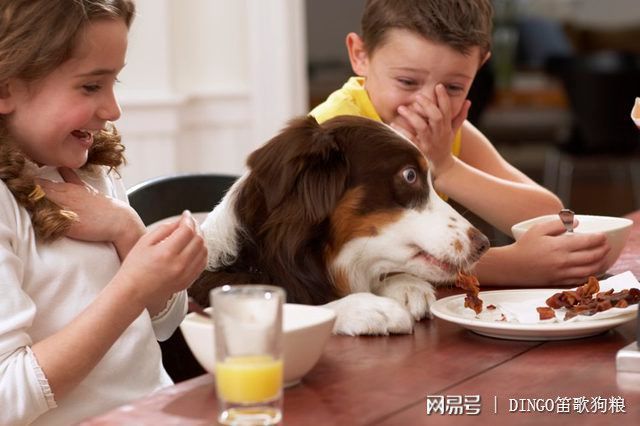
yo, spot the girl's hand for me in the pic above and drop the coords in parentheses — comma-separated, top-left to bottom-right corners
(29, 211, 206, 400)
(38, 168, 145, 257)
(510, 219, 611, 286)
(115, 212, 208, 309)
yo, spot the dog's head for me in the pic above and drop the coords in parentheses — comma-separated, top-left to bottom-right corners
(200, 115, 489, 304)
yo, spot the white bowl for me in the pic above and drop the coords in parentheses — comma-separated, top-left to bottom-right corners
(511, 214, 633, 270)
(179, 303, 336, 387)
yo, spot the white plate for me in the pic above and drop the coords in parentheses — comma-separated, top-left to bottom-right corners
(431, 289, 637, 341)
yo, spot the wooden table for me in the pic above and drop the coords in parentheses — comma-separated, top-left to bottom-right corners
(82, 213, 640, 425)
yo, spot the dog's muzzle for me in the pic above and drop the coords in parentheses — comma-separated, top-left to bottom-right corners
(467, 227, 490, 261)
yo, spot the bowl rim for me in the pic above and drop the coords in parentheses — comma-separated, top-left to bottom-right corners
(181, 303, 336, 333)
(511, 214, 633, 235)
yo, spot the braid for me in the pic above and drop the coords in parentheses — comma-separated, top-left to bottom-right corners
(0, 123, 125, 242)
(0, 129, 77, 241)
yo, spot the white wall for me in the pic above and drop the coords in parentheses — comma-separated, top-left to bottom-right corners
(116, 0, 308, 188)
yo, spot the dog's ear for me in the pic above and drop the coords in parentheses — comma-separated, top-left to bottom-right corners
(247, 116, 348, 222)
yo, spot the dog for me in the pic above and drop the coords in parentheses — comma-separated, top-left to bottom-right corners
(190, 115, 489, 335)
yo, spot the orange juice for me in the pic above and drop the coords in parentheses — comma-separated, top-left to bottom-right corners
(215, 355, 283, 403)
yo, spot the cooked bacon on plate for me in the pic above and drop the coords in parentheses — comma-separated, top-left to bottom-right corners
(545, 276, 600, 309)
(540, 276, 640, 321)
(536, 306, 556, 320)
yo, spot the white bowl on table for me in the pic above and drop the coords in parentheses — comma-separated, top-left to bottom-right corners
(511, 214, 633, 271)
(179, 303, 336, 387)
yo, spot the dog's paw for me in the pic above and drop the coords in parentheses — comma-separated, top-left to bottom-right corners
(378, 282, 436, 321)
(323, 293, 414, 336)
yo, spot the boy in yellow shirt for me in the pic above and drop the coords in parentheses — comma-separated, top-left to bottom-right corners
(310, 0, 609, 287)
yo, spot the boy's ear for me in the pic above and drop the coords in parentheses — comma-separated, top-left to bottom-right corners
(479, 51, 491, 68)
(0, 81, 15, 114)
(346, 32, 368, 76)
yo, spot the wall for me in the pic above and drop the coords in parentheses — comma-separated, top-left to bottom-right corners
(116, 0, 308, 188)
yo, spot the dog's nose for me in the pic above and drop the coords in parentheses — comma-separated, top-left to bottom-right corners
(467, 227, 490, 257)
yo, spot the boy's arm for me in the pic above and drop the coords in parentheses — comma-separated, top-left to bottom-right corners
(472, 219, 610, 287)
(391, 85, 560, 232)
(433, 120, 563, 234)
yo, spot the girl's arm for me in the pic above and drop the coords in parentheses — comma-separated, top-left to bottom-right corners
(32, 217, 207, 399)
(39, 167, 145, 259)
(38, 168, 188, 316)
(433, 121, 563, 234)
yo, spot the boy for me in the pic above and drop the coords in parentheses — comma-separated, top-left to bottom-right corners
(310, 0, 609, 287)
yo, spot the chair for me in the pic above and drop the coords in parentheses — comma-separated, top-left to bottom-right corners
(127, 173, 239, 226)
(127, 173, 239, 382)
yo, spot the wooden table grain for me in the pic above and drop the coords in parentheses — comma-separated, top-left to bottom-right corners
(82, 213, 640, 425)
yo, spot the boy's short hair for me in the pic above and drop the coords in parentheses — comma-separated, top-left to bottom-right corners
(361, 0, 493, 58)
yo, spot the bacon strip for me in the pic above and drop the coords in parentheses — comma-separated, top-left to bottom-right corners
(455, 272, 483, 314)
(540, 276, 640, 321)
(536, 306, 556, 320)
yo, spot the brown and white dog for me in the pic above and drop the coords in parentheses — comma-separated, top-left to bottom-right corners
(190, 115, 489, 335)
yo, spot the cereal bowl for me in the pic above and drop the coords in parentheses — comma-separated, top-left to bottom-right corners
(179, 303, 336, 386)
(511, 214, 633, 271)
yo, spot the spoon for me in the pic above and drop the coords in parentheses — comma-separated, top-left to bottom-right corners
(188, 297, 211, 318)
(558, 209, 575, 233)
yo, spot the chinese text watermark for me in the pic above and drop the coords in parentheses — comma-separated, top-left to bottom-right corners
(425, 395, 627, 416)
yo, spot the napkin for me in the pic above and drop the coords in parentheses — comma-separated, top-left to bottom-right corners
(496, 271, 640, 324)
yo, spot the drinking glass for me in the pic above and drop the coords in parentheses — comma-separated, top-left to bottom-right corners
(211, 285, 285, 426)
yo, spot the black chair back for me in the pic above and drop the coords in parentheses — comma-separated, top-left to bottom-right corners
(127, 173, 238, 225)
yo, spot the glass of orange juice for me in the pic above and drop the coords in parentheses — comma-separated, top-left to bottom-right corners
(211, 285, 285, 426)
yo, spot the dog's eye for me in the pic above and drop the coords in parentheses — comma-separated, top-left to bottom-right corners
(402, 167, 417, 184)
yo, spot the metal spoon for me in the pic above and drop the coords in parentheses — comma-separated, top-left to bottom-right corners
(187, 297, 211, 318)
(558, 209, 575, 233)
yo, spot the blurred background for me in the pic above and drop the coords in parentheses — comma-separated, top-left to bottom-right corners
(307, 0, 640, 218)
(119, 0, 640, 237)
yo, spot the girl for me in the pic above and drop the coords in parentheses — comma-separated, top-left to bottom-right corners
(0, 1, 208, 424)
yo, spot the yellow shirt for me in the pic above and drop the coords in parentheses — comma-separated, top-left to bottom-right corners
(310, 76, 462, 156)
